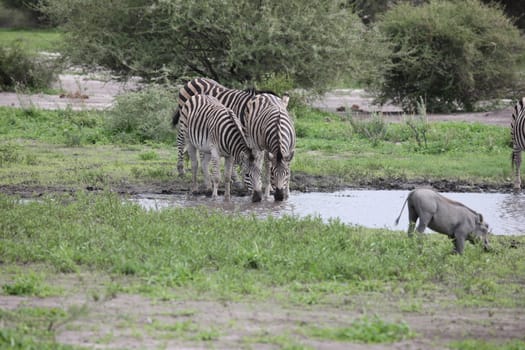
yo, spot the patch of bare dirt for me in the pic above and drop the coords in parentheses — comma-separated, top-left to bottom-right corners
(1, 273, 524, 350)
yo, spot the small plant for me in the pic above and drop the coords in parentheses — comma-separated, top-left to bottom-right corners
(139, 150, 159, 161)
(0, 41, 59, 92)
(308, 316, 415, 343)
(349, 113, 388, 146)
(2, 272, 50, 296)
(0, 143, 20, 165)
(404, 98, 430, 150)
(105, 85, 177, 144)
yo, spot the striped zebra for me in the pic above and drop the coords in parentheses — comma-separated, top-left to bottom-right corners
(244, 93, 296, 201)
(511, 97, 525, 190)
(179, 94, 262, 201)
(172, 78, 258, 179)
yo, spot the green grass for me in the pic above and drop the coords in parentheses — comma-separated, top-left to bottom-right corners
(0, 307, 86, 350)
(0, 105, 514, 190)
(0, 101, 524, 349)
(307, 316, 415, 343)
(0, 28, 63, 52)
(1, 192, 524, 305)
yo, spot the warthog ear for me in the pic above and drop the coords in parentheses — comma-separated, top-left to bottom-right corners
(476, 213, 484, 224)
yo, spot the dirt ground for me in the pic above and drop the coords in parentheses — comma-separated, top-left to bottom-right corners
(1, 76, 523, 349)
(1, 271, 524, 350)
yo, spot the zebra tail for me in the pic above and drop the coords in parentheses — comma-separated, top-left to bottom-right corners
(172, 109, 180, 128)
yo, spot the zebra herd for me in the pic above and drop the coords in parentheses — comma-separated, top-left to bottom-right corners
(171, 77, 525, 200)
(172, 78, 296, 202)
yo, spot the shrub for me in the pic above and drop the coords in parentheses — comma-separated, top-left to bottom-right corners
(39, 0, 369, 91)
(372, 0, 525, 112)
(105, 85, 177, 143)
(0, 41, 58, 92)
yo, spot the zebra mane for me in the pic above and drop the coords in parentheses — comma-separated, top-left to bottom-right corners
(230, 110, 249, 147)
(511, 97, 525, 138)
(275, 107, 287, 162)
(243, 87, 281, 98)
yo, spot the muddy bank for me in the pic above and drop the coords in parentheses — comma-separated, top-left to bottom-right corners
(0, 172, 515, 199)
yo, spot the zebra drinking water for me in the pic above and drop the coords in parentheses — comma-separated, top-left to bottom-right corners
(244, 93, 296, 201)
(511, 97, 525, 190)
(172, 78, 259, 179)
(179, 94, 262, 201)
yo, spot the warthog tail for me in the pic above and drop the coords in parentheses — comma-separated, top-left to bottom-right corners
(395, 197, 409, 226)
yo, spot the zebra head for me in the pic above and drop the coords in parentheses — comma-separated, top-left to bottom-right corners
(268, 149, 294, 201)
(240, 150, 263, 202)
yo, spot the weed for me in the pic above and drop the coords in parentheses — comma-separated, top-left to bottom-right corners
(2, 272, 55, 297)
(307, 316, 415, 343)
(349, 112, 388, 146)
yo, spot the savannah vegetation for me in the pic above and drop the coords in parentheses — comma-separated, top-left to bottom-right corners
(1, 0, 525, 349)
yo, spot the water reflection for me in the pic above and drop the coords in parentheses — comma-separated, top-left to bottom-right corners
(131, 190, 525, 236)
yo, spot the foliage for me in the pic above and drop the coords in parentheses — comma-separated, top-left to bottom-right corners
(348, 113, 387, 146)
(450, 339, 525, 350)
(0, 307, 79, 350)
(308, 316, 415, 343)
(104, 85, 177, 143)
(0, 0, 46, 28)
(37, 0, 377, 91)
(0, 41, 59, 91)
(372, 0, 525, 112)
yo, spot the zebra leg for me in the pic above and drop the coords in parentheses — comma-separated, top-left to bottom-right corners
(210, 149, 221, 200)
(513, 149, 522, 190)
(223, 156, 234, 201)
(187, 145, 199, 194)
(201, 152, 213, 195)
(176, 130, 186, 177)
(263, 152, 272, 199)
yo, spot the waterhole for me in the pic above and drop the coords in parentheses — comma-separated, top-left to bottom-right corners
(132, 190, 525, 235)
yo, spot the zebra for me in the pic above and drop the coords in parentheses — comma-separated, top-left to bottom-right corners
(172, 77, 280, 181)
(244, 93, 296, 201)
(179, 94, 262, 201)
(511, 97, 525, 190)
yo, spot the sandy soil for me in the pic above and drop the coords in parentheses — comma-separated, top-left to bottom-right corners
(1, 272, 523, 350)
(0, 74, 514, 127)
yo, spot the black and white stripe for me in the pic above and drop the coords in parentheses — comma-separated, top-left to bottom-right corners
(172, 78, 257, 178)
(511, 97, 525, 190)
(179, 94, 262, 201)
(244, 93, 295, 201)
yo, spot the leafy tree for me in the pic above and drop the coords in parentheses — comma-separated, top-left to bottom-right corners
(1, 0, 47, 26)
(371, 0, 525, 112)
(38, 0, 381, 91)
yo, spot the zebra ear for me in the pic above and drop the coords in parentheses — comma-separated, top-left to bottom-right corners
(282, 94, 290, 109)
(285, 150, 294, 162)
(267, 152, 275, 161)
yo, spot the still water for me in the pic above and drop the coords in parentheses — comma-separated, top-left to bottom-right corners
(132, 189, 525, 236)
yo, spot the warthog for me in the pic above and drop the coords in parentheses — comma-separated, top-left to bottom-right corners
(395, 188, 490, 254)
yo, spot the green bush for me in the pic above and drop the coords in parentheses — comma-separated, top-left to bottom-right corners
(372, 0, 525, 112)
(0, 41, 58, 92)
(105, 85, 177, 143)
(38, 0, 369, 91)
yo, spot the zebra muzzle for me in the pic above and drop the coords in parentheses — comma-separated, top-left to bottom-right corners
(252, 190, 262, 203)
